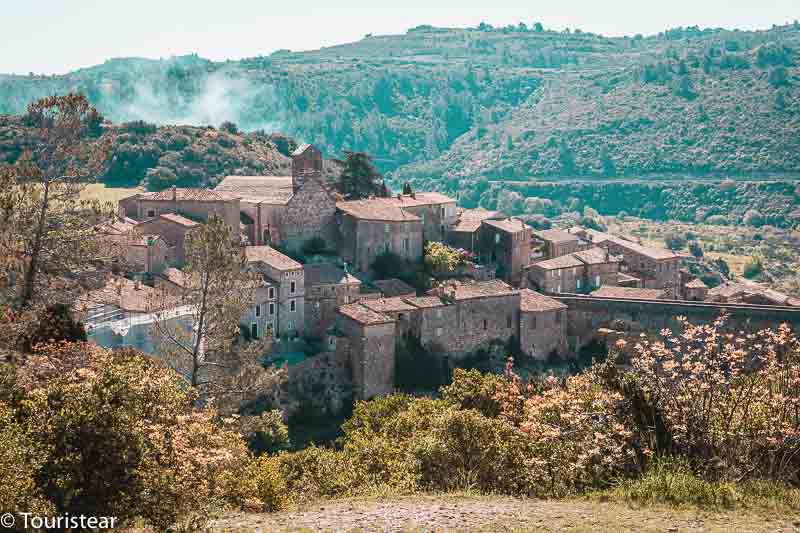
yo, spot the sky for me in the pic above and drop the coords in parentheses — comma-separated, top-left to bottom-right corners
(1, 0, 797, 75)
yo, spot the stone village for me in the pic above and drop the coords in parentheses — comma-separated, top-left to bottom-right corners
(79, 144, 800, 412)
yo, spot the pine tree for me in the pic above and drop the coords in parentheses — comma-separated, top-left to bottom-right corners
(335, 151, 387, 200)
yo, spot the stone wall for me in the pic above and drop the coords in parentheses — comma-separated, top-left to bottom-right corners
(135, 218, 196, 265)
(305, 281, 361, 336)
(520, 308, 568, 359)
(440, 293, 521, 359)
(285, 344, 353, 416)
(340, 216, 424, 272)
(337, 314, 396, 399)
(281, 177, 337, 250)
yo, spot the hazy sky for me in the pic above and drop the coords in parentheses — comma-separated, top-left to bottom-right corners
(1, 0, 797, 74)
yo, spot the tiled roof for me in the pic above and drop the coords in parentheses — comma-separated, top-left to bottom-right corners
(304, 263, 360, 286)
(591, 286, 668, 300)
(404, 296, 446, 309)
(617, 272, 641, 283)
(245, 246, 303, 271)
(534, 229, 579, 243)
(361, 297, 417, 313)
(336, 198, 421, 222)
(685, 278, 709, 289)
(483, 217, 527, 234)
(78, 277, 176, 313)
(159, 267, 190, 289)
(592, 231, 678, 261)
(707, 282, 751, 298)
(139, 188, 239, 202)
(373, 278, 416, 297)
(444, 280, 518, 301)
(99, 218, 137, 236)
(452, 208, 500, 233)
(216, 176, 294, 205)
(338, 303, 394, 326)
(156, 213, 200, 228)
(532, 254, 584, 270)
(390, 192, 456, 207)
(573, 247, 617, 265)
(519, 289, 567, 312)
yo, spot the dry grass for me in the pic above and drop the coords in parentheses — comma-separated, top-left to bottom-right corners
(80, 183, 141, 205)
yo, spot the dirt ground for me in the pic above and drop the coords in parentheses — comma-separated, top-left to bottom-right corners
(208, 494, 800, 532)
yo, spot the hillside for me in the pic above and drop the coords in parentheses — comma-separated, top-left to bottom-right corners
(0, 115, 291, 189)
(1, 23, 798, 191)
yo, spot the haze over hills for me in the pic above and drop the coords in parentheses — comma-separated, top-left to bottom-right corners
(1, 22, 798, 217)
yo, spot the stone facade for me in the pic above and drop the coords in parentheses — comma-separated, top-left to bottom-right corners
(336, 206, 424, 272)
(304, 263, 361, 336)
(337, 304, 396, 399)
(528, 247, 619, 294)
(125, 235, 170, 274)
(532, 229, 587, 259)
(519, 289, 568, 360)
(245, 246, 305, 337)
(477, 218, 532, 285)
(134, 213, 199, 266)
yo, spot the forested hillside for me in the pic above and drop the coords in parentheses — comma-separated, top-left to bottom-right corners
(1, 22, 798, 195)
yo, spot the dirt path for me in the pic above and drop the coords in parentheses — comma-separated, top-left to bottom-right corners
(209, 494, 800, 532)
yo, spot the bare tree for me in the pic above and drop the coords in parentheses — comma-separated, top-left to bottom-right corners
(150, 215, 281, 410)
(0, 94, 112, 311)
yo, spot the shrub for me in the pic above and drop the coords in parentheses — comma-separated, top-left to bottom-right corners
(743, 256, 764, 279)
(440, 368, 506, 418)
(688, 241, 704, 258)
(301, 236, 329, 256)
(252, 455, 288, 511)
(664, 232, 687, 250)
(424, 241, 463, 274)
(371, 251, 404, 279)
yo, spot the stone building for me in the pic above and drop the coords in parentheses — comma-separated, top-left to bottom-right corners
(447, 208, 500, 252)
(707, 282, 800, 306)
(118, 188, 241, 237)
(532, 229, 587, 260)
(336, 303, 396, 399)
(125, 234, 170, 274)
(373, 278, 417, 298)
(518, 289, 568, 359)
(304, 263, 361, 336)
(591, 286, 669, 300)
(527, 247, 619, 294)
(245, 246, 305, 337)
(429, 280, 521, 358)
(336, 199, 424, 272)
(574, 228, 681, 298)
(360, 297, 418, 337)
(134, 213, 200, 266)
(683, 278, 709, 301)
(477, 218, 532, 286)
(216, 144, 338, 250)
(404, 295, 457, 351)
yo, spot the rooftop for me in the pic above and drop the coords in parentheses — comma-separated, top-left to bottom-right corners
(572, 247, 618, 265)
(336, 198, 421, 222)
(138, 188, 239, 202)
(216, 176, 294, 205)
(361, 297, 418, 314)
(435, 280, 518, 301)
(78, 277, 176, 314)
(404, 296, 446, 309)
(532, 254, 585, 270)
(338, 303, 394, 326)
(245, 246, 303, 271)
(534, 229, 579, 244)
(685, 278, 709, 289)
(304, 263, 360, 286)
(373, 278, 417, 297)
(452, 208, 500, 233)
(482, 217, 527, 234)
(154, 213, 200, 228)
(591, 286, 668, 300)
(519, 289, 568, 312)
(292, 143, 313, 156)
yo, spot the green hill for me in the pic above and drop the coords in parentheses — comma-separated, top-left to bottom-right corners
(1, 22, 798, 199)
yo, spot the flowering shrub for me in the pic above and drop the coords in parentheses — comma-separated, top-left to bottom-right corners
(424, 241, 465, 273)
(627, 316, 800, 483)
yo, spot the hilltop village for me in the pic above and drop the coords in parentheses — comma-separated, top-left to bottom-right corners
(80, 144, 800, 409)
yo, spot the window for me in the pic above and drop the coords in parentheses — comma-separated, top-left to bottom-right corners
(435, 327, 443, 337)
(268, 287, 275, 299)
(531, 316, 537, 329)
(290, 281, 296, 294)
(555, 312, 562, 323)
(251, 323, 258, 339)
(385, 224, 390, 234)
(436, 309, 442, 319)
(483, 319, 488, 330)
(507, 315, 512, 329)
(290, 299, 296, 312)
(255, 304, 261, 317)
(287, 320, 295, 331)
(440, 207, 445, 217)
(384, 242, 391, 253)
(146, 209, 156, 218)
(577, 279, 582, 290)
(269, 303, 275, 316)
(595, 275, 600, 286)
(403, 238, 409, 252)
(495, 234, 500, 244)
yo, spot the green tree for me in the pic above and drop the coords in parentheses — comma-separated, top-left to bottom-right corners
(335, 151, 388, 200)
(151, 215, 277, 408)
(688, 241, 704, 258)
(0, 94, 111, 311)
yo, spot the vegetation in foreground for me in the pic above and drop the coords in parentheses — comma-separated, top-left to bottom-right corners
(2, 313, 800, 530)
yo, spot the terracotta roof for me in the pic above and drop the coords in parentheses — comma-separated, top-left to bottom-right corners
(594, 232, 678, 261)
(707, 282, 751, 298)
(532, 254, 585, 270)
(519, 289, 567, 312)
(442, 280, 518, 301)
(591, 286, 668, 300)
(452, 208, 500, 233)
(138, 188, 239, 202)
(155, 213, 200, 228)
(338, 303, 394, 326)
(534, 229, 579, 244)
(245, 246, 303, 271)
(373, 278, 416, 297)
(216, 176, 294, 205)
(685, 278, 709, 289)
(336, 198, 421, 222)
(78, 277, 176, 314)
(573, 247, 618, 265)
(483, 217, 527, 234)
(159, 267, 190, 289)
(100, 218, 137, 236)
(404, 296, 446, 309)
(304, 263, 360, 286)
(361, 297, 417, 314)
(389, 192, 456, 207)
(617, 272, 641, 283)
